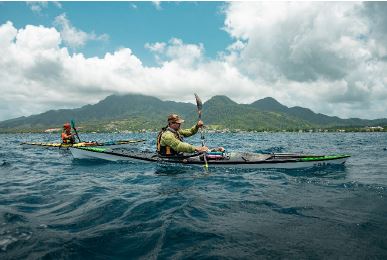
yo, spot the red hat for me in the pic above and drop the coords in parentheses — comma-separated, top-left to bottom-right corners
(63, 123, 71, 129)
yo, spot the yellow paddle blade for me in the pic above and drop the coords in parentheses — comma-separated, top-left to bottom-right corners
(204, 162, 208, 170)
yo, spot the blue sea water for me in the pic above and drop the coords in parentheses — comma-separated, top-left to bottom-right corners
(0, 132, 386, 259)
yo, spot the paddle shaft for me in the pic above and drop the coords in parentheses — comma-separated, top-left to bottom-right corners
(198, 110, 206, 147)
(73, 128, 81, 143)
(71, 120, 81, 142)
(194, 94, 208, 169)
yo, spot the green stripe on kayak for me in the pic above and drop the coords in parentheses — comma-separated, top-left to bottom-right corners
(301, 155, 350, 161)
(80, 147, 107, 152)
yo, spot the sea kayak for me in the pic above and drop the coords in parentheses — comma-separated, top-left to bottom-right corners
(69, 147, 350, 169)
(21, 139, 145, 149)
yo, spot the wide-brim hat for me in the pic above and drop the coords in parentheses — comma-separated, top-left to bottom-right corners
(168, 114, 184, 124)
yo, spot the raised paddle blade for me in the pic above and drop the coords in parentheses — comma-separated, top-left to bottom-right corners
(194, 93, 203, 120)
(194, 93, 202, 111)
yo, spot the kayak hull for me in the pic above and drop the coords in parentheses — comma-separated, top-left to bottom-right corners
(70, 146, 148, 161)
(69, 147, 350, 169)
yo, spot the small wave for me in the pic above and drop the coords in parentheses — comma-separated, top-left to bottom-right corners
(50, 198, 131, 233)
(0, 236, 18, 251)
(71, 158, 110, 165)
(294, 178, 387, 193)
(0, 161, 12, 168)
(254, 146, 285, 154)
(0, 229, 33, 252)
(336, 182, 387, 192)
(2, 212, 28, 224)
(272, 206, 317, 219)
(282, 165, 347, 177)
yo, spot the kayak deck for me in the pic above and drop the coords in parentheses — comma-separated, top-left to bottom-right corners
(21, 139, 145, 148)
(70, 147, 350, 169)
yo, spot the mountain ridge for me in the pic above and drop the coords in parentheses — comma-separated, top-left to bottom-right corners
(0, 94, 386, 132)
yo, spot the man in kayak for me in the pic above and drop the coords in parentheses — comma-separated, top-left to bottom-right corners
(157, 114, 209, 156)
(61, 122, 76, 144)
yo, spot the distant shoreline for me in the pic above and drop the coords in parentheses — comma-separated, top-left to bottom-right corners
(1, 128, 386, 134)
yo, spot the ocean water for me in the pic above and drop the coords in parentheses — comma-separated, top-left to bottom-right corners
(0, 132, 386, 259)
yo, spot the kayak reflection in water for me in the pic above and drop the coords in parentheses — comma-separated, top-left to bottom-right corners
(157, 114, 217, 156)
(61, 122, 76, 144)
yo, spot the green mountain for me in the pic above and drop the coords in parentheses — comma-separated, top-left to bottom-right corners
(0, 94, 196, 132)
(250, 97, 386, 128)
(250, 97, 289, 113)
(0, 94, 386, 133)
(200, 96, 312, 131)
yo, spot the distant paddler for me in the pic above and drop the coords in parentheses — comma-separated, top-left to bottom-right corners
(61, 122, 76, 144)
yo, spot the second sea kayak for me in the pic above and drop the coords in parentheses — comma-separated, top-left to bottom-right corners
(21, 139, 145, 149)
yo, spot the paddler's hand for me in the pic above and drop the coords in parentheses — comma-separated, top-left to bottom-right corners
(215, 147, 225, 152)
(195, 146, 209, 153)
(197, 120, 204, 128)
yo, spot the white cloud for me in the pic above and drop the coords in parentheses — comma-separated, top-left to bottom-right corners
(145, 42, 166, 53)
(146, 39, 205, 67)
(52, 1, 62, 9)
(221, 2, 387, 119)
(1, 2, 387, 122)
(26, 1, 62, 13)
(224, 2, 369, 81)
(26, 2, 48, 13)
(152, 1, 162, 11)
(54, 13, 109, 49)
(16, 24, 61, 50)
(0, 21, 17, 49)
(0, 22, 255, 121)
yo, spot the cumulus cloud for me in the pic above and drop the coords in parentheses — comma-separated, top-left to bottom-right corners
(1, 2, 387, 121)
(224, 2, 369, 81)
(0, 22, 255, 121)
(146, 38, 205, 67)
(222, 2, 387, 119)
(26, 2, 48, 13)
(54, 13, 109, 49)
(145, 41, 166, 53)
(26, 1, 62, 13)
(0, 21, 17, 48)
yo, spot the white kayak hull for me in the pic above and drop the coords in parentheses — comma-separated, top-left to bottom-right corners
(69, 147, 350, 169)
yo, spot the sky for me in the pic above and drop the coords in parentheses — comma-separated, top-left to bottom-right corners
(0, 1, 387, 121)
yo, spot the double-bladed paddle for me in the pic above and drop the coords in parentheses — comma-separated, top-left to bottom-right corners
(194, 93, 208, 170)
(70, 120, 81, 143)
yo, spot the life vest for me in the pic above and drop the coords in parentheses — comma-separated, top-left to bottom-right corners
(61, 132, 74, 144)
(156, 127, 183, 156)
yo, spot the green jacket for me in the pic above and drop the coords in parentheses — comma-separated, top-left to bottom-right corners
(159, 125, 199, 153)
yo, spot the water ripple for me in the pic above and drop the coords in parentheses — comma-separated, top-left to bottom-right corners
(1, 132, 387, 258)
